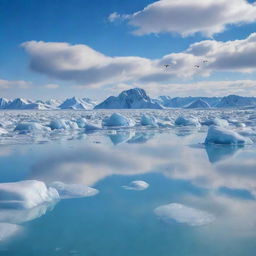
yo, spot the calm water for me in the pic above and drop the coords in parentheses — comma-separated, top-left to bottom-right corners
(0, 128, 256, 256)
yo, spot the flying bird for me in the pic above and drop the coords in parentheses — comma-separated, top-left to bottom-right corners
(164, 64, 170, 68)
(203, 60, 208, 63)
(194, 65, 200, 68)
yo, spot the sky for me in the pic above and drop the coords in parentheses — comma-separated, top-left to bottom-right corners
(1, 0, 256, 100)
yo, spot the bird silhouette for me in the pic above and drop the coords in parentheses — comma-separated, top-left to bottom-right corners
(164, 64, 170, 68)
(194, 65, 200, 68)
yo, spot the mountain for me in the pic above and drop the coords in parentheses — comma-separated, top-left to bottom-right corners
(6, 98, 31, 109)
(216, 95, 256, 108)
(186, 99, 211, 109)
(0, 98, 10, 109)
(157, 96, 221, 108)
(94, 88, 164, 109)
(59, 97, 96, 110)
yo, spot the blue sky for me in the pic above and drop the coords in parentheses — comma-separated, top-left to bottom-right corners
(1, 0, 256, 100)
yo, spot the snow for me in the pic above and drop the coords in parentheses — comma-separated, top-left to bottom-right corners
(0, 223, 22, 242)
(95, 88, 164, 109)
(0, 180, 59, 209)
(154, 203, 215, 226)
(122, 180, 149, 190)
(0, 128, 8, 135)
(175, 116, 200, 127)
(205, 125, 253, 145)
(140, 114, 158, 127)
(50, 181, 99, 199)
(186, 99, 211, 109)
(103, 113, 135, 127)
(59, 97, 95, 110)
(76, 118, 87, 128)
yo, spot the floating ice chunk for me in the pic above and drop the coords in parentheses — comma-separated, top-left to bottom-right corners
(109, 131, 133, 145)
(0, 180, 59, 209)
(154, 203, 215, 226)
(175, 116, 200, 127)
(140, 114, 158, 127)
(122, 180, 149, 191)
(0, 128, 8, 135)
(205, 125, 253, 145)
(0, 223, 22, 242)
(49, 119, 78, 130)
(84, 123, 102, 132)
(14, 122, 50, 133)
(76, 118, 87, 128)
(103, 113, 135, 127)
(50, 181, 99, 199)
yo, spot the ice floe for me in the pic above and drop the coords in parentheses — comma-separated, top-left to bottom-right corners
(154, 203, 215, 226)
(14, 122, 50, 133)
(0, 180, 59, 209)
(140, 114, 158, 127)
(103, 113, 135, 127)
(50, 181, 99, 199)
(205, 125, 253, 145)
(175, 116, 200, 127)
(122, 180, 149, 190)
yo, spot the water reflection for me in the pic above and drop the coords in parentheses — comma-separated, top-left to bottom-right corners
(1, 130, 256, 255)
(205, 144, 241, 163)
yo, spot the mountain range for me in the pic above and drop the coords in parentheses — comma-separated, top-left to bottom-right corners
(1, 88, 256, 110)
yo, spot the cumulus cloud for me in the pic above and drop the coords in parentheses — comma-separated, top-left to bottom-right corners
(111, 0, 256, 37)
(0, 79, 31, 89)
(22, 34, 256, 87)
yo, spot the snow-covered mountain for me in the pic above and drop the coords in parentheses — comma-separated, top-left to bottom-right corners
(6, 98, 31, 109)
(186, 99, 211, 109)
(0, 98, 9, 109)
(216, 95, 256, 108)
(157, 96, 221, 108)
(59, 97, 96, 110)
(95, 88, 164, 109)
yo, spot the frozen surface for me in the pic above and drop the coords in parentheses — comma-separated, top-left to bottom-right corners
(0, 180, 59, 209)
(154, 203, 215, 226)
(205, 125, 253, 145)
(0, 109, 255, 145)
(122, 180, 149, 190)
(50, 181, 99, 199)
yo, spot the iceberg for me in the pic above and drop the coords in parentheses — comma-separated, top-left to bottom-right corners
(50, 181, 99, 199)
(14, 122, 50, 133)
(49, 119, 78, 130)
(205, 125, 253, 145)
(175, 116, 200, 127)
(76, 118, 87, 128)
(154, 203, 215, 226)
(122, 180, 149, 191)
(140, 114, 158, 127)
(84, 123, 102, 132)
(0, 180, 59, 209)
(202, 117, 229, 127)
(103, 113, 135, 127)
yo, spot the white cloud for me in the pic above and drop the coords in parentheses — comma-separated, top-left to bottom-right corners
(0, 79, 31, 89)
(44, 83, 59, 89)
(112, 0, 256, 37)
(22, 34, 256, 89)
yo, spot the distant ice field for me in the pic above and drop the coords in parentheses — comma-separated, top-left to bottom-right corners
(0, 109, 256, 145)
